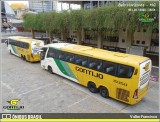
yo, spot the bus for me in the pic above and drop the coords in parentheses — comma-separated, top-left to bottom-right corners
(40, 43, 152, 105)
(7, 36, 44, 62)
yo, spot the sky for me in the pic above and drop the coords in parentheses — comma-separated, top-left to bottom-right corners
(5, 1, 81, 11)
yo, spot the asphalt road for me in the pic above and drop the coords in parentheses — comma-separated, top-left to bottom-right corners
(0, 43, 159, 113)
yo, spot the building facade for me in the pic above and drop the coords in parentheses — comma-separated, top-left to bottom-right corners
(10, 3, 29, 19)
(1, 1, 15, 28)
(60, 1, 159, 55)
(29, 0, 57, 13)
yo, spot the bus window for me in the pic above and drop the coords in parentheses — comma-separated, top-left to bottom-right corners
(64, 53, 72, 62)
(118, 65, 134, 78)
(47, 48, 56, 58)
(88, 58, 102, 71)
(56, 51, 65, 60)
(24, 43, 29, 49)
(103, 61, 116, 76)
(75, 55, 83, 65)
(74, 55, 88, 66)
(69, 55, 75, 63)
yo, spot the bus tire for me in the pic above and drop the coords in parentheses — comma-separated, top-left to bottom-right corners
(48, 66, 53, 74)
(21, 55, 23, 59)
(99, 86, 109, 98)
(88, 82, 98, 93)
(23, 56, 26, 61)
(10, 50, 12, 54)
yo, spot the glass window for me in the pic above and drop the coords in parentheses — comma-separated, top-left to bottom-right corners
(41, 47, 47, 60)
(23, 43, 29, 49)
(64, 52, 73, 62)
(103, 61, 117, 76)
(19, 42, 23, 48)
(56, 50, 65, 60)
(47, 48, 56, 58)
(74, 55, 87, 66)
(87, 58, 102, 71)
(118, 65, 134, 78)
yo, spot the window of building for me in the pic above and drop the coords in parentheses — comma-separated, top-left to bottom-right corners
(123, 29, 126, 32)
(151, 39, 159, 46)
(117, 65, 134, 78)
(122, 39, 125, 43)
(142, 41, 145, 45)
(143, 29, 146, 32)
(152, 28, 159, 33)
(136, 40, 140, 44)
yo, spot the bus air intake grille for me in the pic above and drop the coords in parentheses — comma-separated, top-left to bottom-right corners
(116, 88, 130, 102)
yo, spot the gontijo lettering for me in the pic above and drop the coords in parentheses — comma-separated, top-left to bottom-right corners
(75, 66, 103, 79)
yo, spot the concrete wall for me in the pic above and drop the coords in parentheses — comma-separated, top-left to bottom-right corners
(118, 30, 127, 48)
(133, 29, 152, 51)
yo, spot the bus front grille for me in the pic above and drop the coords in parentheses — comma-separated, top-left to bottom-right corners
(116, 88, 130, 102)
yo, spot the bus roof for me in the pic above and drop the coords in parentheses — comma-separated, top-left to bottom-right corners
(8, 36, 43, 43)
(45, 43, 149, 66)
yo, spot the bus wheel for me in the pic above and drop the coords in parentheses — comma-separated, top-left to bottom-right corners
(48, 66, 53, 74)
(10, 50, 12, 54)
(23, 56, 26, 61)
(88, 82, 98, 93)
(99, 86, 109, 98)
(21, 55, 23, 59)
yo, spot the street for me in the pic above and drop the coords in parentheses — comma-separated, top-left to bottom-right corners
(1, 43, 159, 113)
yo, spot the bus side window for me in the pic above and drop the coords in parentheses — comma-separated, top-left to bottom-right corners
(82, 60, 88, 67)
(74, 55, 88, 66)
(47, 48, 56, 58)
(65, 53, 71, 62)
(118, 65, 133, 78)
(69, 56, 75, 63)
(41, 47, 47, 60)
(75, 58, 82, 65)
(56, 50, 66, 61)
(97, 62, 103, 71)
(87, 58, 102, 71)
(103, 61, 116, 76)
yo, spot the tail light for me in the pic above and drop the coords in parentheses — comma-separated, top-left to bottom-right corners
(133, 89, 138, 99)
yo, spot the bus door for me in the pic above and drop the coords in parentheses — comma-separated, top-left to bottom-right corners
(40, 47, 48, 69)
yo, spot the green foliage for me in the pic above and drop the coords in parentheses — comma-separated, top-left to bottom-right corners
(23, 1, 159, 33)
